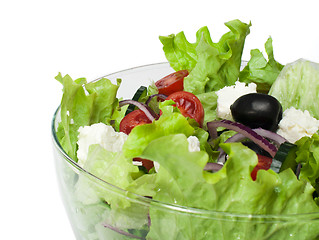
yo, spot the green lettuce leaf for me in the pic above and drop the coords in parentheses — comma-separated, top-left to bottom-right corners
(139, 136, 319, 239)
(75, 144, 139, 208)
(160, 19, 251, 95)
(70, 201, 109, 240)
(71, 195, 150, 240)
(295, 134, 319, 197)
(73, 144, 155, 239)
(159, 26, 212, 71)
(75, 143, 158, 207)
(126, 173, 157, 197)
(55, 73, 120, 161)
(85, 78, 121, 125)
(239, 37, 284, 93)
(195, 91, 218, 126)
(185, 20, 251, 94)
(55, 73, 93, 160)
(269, 58, 319, 120)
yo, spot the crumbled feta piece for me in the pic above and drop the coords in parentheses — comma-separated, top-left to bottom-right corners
(277, 107, 319, 143)
(77, 123, 128, 167)
(215, 81, 257, 120)
(154, 136, 200, 172)
(187, 136, 201, 152)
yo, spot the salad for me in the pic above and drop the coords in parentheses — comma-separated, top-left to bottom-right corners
(54, 19, 319, 240)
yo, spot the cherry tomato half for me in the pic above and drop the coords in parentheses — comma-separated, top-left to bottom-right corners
(166, 91, 204, 127)
(134, 157, 154, 172)
(119, 109, 152, 135)
(251, 154, 272, 180)
(155, 70, 189, 96)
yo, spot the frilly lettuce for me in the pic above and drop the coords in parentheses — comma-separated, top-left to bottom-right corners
(195, 91, 218, 127)
(295, 134, 319, 199)
(55, 73, 120, 161)
(74, 144, 139, 208)
(239, 37, 284, 93)
(160, 19, 251, 95)
(139, 137, 319, 239)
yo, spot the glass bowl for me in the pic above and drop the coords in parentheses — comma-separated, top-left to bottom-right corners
(52, 62, 319, 240)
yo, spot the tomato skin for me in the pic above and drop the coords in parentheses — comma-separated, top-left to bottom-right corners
(166, 91, 204, 127)
(119, 109, 152, 135)
(251, 154, 272, 180)
(134, 157, 154, 171)
(155, 70, 189, 96)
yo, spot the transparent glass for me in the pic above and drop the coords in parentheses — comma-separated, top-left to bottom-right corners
(52, 62, 319, 240)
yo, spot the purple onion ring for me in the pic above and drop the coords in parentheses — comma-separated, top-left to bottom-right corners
(145, 94, 168, 105)
(207, 119, 278, 158)
(119, 100, 159, 121)
(204, 162, 224, 172)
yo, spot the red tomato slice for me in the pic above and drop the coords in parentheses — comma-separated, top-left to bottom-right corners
(155, 70, 189, 96)
(119, 109, 152, 135)
(166, 91, 204, 127)
(251, 154, 272, 180)
(134, 157, 154, 171)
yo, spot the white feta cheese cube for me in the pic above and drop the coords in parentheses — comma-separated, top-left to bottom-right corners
(77, 123, 128, 167)
(277, 107, 319, 143)
(187, 135, 201, 152)
(215, 81, 257, 120)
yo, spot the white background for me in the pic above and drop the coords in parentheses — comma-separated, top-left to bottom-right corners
(1, 1, 318, 239)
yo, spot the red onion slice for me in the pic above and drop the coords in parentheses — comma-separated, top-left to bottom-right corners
(295, 163, 302, 179)
(207, 119, 278, 158)
(216, 128, 286, 163)
(119, 100, 159, 122)
(253, 128, 287, 145)
(145, 94, 168, 105)
(204, 162, 224, 172)
(222, 128, 286, 147)
(217, 128, 287, 163)
(102, 223, 144, 239)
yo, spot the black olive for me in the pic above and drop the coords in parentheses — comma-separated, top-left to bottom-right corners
(230, 93, 282, 131)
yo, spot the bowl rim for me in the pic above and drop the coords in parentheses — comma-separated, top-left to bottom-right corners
(51, 62, 319, 221)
